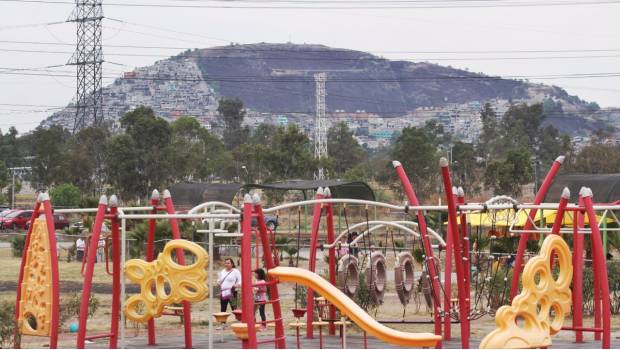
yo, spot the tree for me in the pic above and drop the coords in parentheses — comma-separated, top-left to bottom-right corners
(390, 124, 440, 198)
(50, 183, 81, 208)
(568, 144, 620, 173)
(65, 127, 109, 195)
(105, 107, 172, 199)
(0, 127, 21, 168)
(496, 103, 545, 156)
(263, 125, 316, 181)
(105, 134, 142, 198)
(477, 103, 498, 158)
(30, 125, 70, 188)
(327, 122, 366, 177)
(484, 149, 533, 197)
(451, 141, 481, 193)
(218, 98, 249, 150)
(167, 117, 232, 182)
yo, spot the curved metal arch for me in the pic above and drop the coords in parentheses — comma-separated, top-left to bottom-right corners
(188, 201, 241, 214)
(341, 221, 446, 247)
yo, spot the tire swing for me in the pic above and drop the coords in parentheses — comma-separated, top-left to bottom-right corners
(394, 252, 415, 306)
(337, 254, 359, 298)
(367, 251, 387, 305)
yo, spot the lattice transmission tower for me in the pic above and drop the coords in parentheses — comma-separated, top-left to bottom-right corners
(67, 0, 104, 133)
(313, 72, 328, 180)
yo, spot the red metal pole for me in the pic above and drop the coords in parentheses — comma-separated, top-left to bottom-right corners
(573, 196, 585, 343)
(443, 194, 453, 340)
(392, 161, 442, 347)
(241, 194, 257, 349)
(13, 199, 41, 349)
(440, 159, 469, 349)
(510, 156, 565, 301)
(254, 197, 286, 349)
(163, 190, 193, 349)
(306, 188, 325, 339)
(109, 196, 121, 349)
(457, 187, 471, 342)
(77, 196, 108, 349)
(549, 188, 570, 236)
(594, 257, 602, 342)
(324, 188, 337, 336)
(146, 190, 159, 345)
(582, 189, 611, 348)
(41, 196, 60, 349)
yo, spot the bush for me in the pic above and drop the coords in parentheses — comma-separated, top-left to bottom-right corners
(50, 184, 81, 208)
(60, 293, 100, 328)
(11, 235, 25, 257)
(0, 300, 15, 348)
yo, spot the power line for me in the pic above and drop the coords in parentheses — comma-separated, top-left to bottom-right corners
(106, 17, 230, 43)
(0, 20, 67, 31)
(3, 0, 620, 8)
(3, 39, 620, 55)
(4, 47, 620, 62)
(2, 70, 620, 81)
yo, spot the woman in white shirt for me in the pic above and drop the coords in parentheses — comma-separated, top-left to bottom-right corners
(217, 258, 241, 312)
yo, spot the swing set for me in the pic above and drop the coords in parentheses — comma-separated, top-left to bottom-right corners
(12, 154, 619, 349)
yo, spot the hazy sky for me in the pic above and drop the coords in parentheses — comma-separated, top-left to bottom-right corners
(1, 0, 619, 133)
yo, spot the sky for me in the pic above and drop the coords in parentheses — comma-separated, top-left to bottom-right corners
(1, 0, 619, 133)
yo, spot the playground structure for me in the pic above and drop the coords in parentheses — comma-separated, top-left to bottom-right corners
(12, 155, 619, 349)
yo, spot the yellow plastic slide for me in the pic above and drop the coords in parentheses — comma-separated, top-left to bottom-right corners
(268, 267, 441, 348)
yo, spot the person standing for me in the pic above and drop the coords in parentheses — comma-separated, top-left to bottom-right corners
(217, 258, 241, 312)
(76, 236, 86, 262)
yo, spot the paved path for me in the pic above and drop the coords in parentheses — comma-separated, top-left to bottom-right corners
(78, 331, 617, 349)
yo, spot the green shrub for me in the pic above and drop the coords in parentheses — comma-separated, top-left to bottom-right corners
(50, 184, 81, 208)
(11, 235, 25, 257)
(60, 293, 100, 328)
(0, 300, 15, 348)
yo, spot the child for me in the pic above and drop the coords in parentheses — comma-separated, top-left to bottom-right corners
(338, 236, 349, 257)
(254, 268, 267, 330)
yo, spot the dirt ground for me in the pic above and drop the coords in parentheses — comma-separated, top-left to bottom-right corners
(2, 245, 620, 349)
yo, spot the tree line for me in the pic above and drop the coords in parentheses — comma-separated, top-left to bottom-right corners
(0, 98, 617, 204)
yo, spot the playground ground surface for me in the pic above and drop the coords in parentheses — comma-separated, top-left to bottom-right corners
(2, 247, 620, 349)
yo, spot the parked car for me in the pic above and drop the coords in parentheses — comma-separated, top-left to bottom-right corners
(252, 215, 279, 230)
(25, 213, 70, 230)
(0, 209, 16, 218)
(70, 221, 84, 230)
(1, 210, 34, 229)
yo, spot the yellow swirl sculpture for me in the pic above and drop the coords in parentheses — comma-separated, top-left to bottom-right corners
(124, 239, 208, 322)
(18, 218, 55, 336)
(480, 234, 572, 349)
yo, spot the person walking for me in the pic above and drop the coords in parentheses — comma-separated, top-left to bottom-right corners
(217, 258, 241, 312)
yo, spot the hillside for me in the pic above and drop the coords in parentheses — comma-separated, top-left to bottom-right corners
(44, 42, 612, 136)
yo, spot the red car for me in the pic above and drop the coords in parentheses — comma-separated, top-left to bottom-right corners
(2, 210, 34, 230)
(24, 213, 70, 230)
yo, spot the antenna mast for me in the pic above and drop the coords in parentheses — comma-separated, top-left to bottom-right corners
(314, 72, 327, 180)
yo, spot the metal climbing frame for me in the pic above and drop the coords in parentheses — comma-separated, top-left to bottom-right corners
(239, 194, 286, 349)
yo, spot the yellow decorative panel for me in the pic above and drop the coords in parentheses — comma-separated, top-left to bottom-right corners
(124, 240, 208, 322)
(18, 218, 54, 336)
(480, 235, 572, 349)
